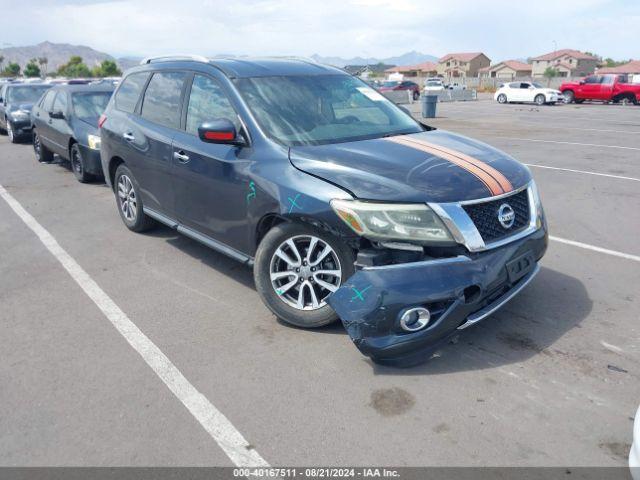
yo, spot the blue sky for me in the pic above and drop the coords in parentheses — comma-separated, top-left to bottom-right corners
(4, 0, 639, 61)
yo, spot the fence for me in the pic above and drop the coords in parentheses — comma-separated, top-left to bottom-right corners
(381, 88, 477, 105)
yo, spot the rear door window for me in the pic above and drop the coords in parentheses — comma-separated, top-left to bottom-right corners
(185, 74, 239, 135)
(115, 72, 149, 113)
(141, 72, 186, 129)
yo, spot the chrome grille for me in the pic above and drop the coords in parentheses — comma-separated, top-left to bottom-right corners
(462, 189, 530, 243)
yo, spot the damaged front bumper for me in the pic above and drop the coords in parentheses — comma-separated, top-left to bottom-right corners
(328, 227, 547, 366)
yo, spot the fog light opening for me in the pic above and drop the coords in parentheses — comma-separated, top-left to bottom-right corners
(399, 307, 431, 332)
(463, 285, 482, 304)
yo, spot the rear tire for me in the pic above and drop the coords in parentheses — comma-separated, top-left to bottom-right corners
(33, 129, 54, 163)
(70, 143, 93, 183)
(254, 222, 355, 328)
(534, 94, 546, 106)
(114, 164, 156, 232)
(497, 94, 507, 104)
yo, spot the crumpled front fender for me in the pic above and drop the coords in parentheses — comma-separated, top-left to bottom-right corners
(328, 227, 547, 366)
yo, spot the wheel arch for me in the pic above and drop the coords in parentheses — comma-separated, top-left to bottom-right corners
(67, 137, 77, 160)
(108, 156, 125, 189)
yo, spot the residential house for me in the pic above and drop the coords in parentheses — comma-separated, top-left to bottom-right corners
(597, 60, 640, 75)
(436, 52, 491, 79)
(479, 60, 532, 80)
(384, 61, 439, 77)
(530, 49, 598, 78)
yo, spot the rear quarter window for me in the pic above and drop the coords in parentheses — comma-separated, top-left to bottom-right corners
(115, 72, 149, 113)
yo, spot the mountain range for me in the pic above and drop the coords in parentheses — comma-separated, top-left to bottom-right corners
(0, 41, 438, 73)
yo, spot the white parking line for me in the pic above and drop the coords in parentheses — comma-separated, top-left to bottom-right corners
(550, 236, 640, 263)
(525, 164, 640, 182)
(496, 137, 640, 151)
(0, 183, 270, 468)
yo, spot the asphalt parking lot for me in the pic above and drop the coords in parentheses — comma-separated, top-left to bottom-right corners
(1, 98, 638, 468)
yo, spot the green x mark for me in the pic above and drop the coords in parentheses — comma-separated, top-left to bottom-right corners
(350, 285, 372, 302)
(287, 193, 302, 213)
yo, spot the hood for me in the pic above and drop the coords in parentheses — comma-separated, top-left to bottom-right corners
(289, 130, 532, 203)
(11, 102, 34, 112)
(78, 116, 100, 129)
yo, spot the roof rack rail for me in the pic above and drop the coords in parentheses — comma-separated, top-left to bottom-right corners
(140, 54, 210, 65)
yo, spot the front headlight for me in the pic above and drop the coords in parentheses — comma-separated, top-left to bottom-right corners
(87, 134, 101, 150)
(331, 199, 453, 244)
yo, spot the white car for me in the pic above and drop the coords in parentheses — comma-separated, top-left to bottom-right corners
(632, 404, 640, 480)
(494, 81, 562, 105)
(423, 79, 445, 93)
(447, 82, 466, 90)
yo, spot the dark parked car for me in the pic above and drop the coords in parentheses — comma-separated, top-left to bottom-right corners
(31, 83, 114, 182)
(0, 83, 52, 143)
(100, 56, 547, 365)
(378, 80, 421, 100)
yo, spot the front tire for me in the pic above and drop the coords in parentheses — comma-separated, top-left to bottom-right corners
(70, 143, 93, 183)
(497, 94, 507, 104)
(33, 129, 54, 163)
(534, 94, 546, 106)
(114, 164, 156, 232)
(563, 90, 574, 103)
(7, 121, 19, 143)
(254, 222, 355, 328)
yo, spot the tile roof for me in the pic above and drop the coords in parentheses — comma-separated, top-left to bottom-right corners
(531, 49, 598, 61)
(597, 60, 640, 74)
(439, 52, 485, 63)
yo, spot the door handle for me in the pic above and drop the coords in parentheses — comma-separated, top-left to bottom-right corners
(173, 151, 190, 163)
(122, 132, 135, 142)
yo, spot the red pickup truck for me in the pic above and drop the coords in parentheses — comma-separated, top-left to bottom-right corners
(560, 74, 640, 105)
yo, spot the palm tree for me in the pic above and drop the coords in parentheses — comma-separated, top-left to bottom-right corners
(38, 56, 48, 77)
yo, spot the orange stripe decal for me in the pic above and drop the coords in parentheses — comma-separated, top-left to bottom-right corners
(400, 136, 513, 194)
(385, 136, 507, 196)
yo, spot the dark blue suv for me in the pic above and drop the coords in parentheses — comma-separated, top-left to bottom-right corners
(100, 56, 547, 365)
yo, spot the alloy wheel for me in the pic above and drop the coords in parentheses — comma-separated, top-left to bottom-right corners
(269, 235, 342, 310)
(117, 174, 137, 222)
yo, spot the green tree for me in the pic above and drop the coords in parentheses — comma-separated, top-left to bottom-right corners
(92, 59, 121, 77)
(38, 56, 48, 77)
(2, 62, 20, 77)
(543, 66, 559, 86)
(57, 56, 92, 78)
(0, 56, 4, 73)
(23, 60, 41, 78)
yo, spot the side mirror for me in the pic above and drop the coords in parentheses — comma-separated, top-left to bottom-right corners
(50, 110, 64, 119)
(579, 80, 585, 85)
(198, 119, 244, 146)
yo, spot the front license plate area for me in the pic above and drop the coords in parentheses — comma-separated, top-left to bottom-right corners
(506, 251, 535, 284)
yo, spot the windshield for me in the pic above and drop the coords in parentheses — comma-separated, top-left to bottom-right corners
(72, 92, 112, 120)
(382, 81, 399, 87)
(426, 81, 441, 86)
(7, 85, 51, 104)
(235, 75, 422, 146)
